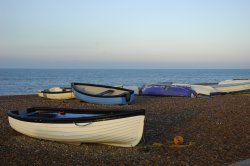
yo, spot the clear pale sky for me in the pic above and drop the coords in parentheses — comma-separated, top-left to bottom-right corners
(0, 0, 249, 69)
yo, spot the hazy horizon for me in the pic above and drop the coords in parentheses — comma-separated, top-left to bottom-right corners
(1, 68, 250, 70)
(1, 0, 250, 69)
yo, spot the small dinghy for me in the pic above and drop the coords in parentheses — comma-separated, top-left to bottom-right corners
(218, 79, 250, 85)
(38, 87, 75, 100)
(210, 82, 250, 96)
(7, 107, 145, 147)
(173, 83, 218, 96)
(71, 83, 135, 105)
(142, 85, 196, 97)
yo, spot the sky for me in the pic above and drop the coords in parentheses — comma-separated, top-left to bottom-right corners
(0, 0, 250, 69)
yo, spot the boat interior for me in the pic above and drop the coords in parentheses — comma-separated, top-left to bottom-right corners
(43, 87, 72, 93)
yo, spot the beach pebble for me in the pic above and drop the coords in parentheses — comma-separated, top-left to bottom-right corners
(0, 94, 249, 165)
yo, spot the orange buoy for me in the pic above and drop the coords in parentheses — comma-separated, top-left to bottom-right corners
(173, 136, 184, 145)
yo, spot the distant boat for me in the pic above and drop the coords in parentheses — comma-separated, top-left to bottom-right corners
(7, 107, 145, 147)
(71, 83, 135, 105)
(173, 83, 218, 96)
(38, 87, 75, 100)
(218, 79, 250, 85)
(142, 84, 196, 97)
(210, 82, 250, 95)
(174, 80, 250, 96)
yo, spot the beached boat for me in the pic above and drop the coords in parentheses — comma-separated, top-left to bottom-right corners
(210, 82, 250, 95)
(7, 107, 145, 147)
(173, 83, 218, 96)
(218, 79, 250, 85)
(173, 81, 250, 96)
(142, 85, 196, 97)
(71, 83, 135, 105)
(38, 87, 75, 100)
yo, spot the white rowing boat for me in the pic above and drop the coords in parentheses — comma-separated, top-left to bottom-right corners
(218, 79, 250, 85)
(38, 87, 75, 100)
(8, 107, 145, 147)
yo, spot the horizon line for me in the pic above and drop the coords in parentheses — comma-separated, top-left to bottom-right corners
(0, 68, 249, 70)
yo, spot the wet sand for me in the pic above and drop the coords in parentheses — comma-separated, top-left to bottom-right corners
(0, 94, 249, 165)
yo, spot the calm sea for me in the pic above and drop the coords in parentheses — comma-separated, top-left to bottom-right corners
(0, 69, 249, 96)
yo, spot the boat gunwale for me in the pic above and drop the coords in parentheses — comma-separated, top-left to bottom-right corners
(7, 107, 145, 124)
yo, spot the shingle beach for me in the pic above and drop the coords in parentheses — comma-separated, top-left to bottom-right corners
(0, 94, 249, 165)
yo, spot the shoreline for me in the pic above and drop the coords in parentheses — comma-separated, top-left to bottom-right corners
(1, 94, 250, 165)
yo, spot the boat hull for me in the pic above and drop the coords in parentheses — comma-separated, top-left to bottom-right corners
(73, 89, 134, 105)
(142, 85, 196, 97)
(190, 85, 217, 96)
(38, 91, 75, 100)
(8, 115, 144, 147)
(212, 83, 250, 94)
(173, 83, 217, 96)
(218, 79, 250, 85)
(71, 83, 135, 105)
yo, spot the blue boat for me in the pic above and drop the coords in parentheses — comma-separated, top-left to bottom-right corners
(142, 85, 196, 97)
(71, 83, 135, 105)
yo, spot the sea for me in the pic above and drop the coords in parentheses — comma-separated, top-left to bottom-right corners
(0, 69, 249, 96)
